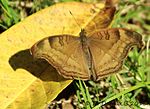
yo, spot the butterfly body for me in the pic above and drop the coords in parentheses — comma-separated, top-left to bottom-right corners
(79, 29, 97, 80)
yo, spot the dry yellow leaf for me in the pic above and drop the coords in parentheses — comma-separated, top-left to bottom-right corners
(0, 2, 105, 109)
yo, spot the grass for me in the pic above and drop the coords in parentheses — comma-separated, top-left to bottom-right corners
(0, 0, 20, 30)
(0, 0, 150, 108)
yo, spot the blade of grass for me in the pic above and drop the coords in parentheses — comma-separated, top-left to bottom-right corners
(83, 81, 94, 107)
(78, 80, 91, 109)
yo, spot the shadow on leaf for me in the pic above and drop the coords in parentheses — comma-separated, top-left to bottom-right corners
(9, 49, 67, 82)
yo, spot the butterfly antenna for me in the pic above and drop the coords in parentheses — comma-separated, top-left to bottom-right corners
(69, 11, 82, 30)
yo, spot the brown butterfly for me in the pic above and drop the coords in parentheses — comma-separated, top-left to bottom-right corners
(30, 7, 143, 81)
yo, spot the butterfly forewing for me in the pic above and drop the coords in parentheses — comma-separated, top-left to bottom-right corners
(31, 35, 90, 80)
(88, 28, 143, 80)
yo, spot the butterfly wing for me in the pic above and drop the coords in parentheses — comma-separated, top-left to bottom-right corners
(88, 28, 143, 80)
(31, 35, 90, 80)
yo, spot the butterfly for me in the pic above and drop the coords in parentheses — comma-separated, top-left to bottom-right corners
(30, 7, 143, 81)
